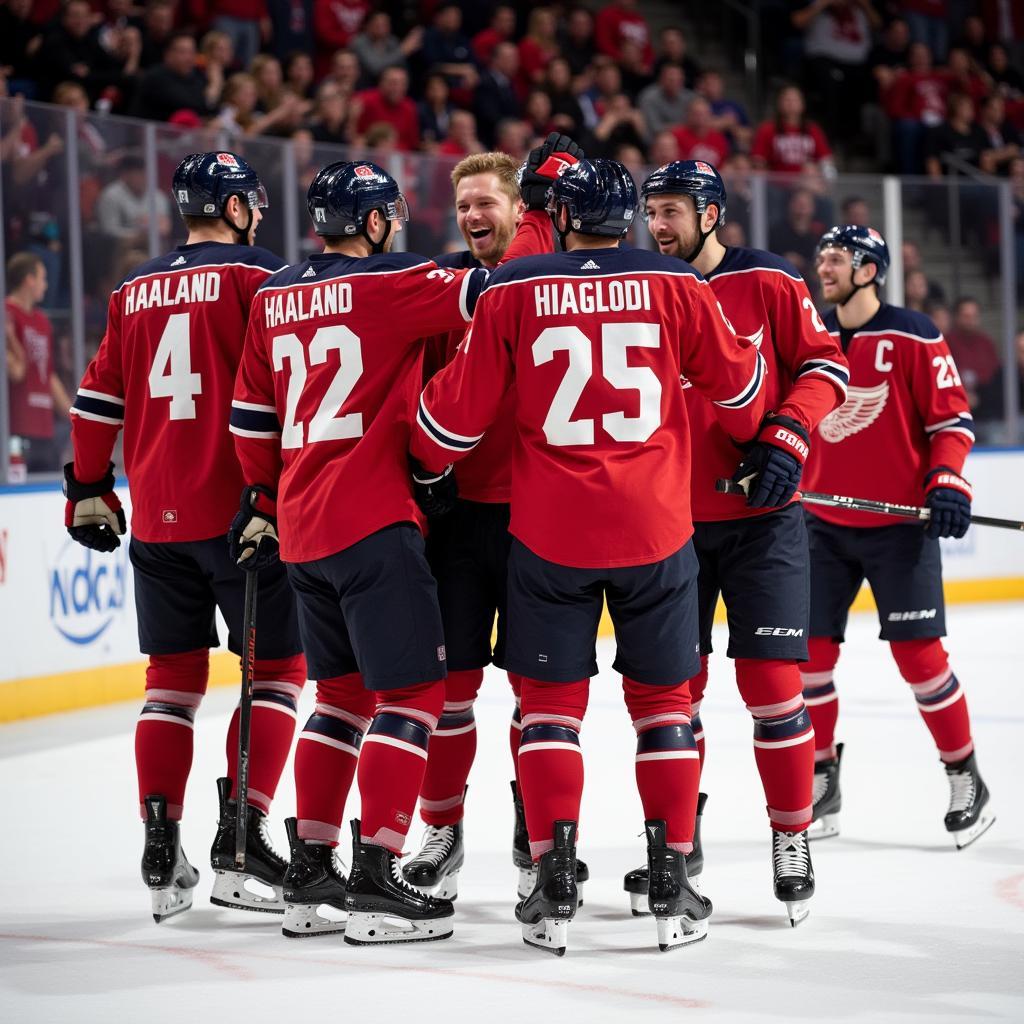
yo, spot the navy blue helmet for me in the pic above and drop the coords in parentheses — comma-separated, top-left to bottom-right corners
(306, 160, 409, 239)
(545, 158, 638, 239)
(171, 152, 267, 219)
(815, 224, 890, 285)
(640, 159, 726, 227)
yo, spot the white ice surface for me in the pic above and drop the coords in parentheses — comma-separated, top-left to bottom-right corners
(2, 603, 1023, 1022)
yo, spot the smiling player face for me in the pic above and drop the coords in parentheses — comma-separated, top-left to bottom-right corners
(644, 193, 703, 261)
(816, 247, 858, 305)
(455, 173, 522, 267)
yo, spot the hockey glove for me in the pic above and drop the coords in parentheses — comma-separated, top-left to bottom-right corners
(63, 462, 126, 552)
(228, 484, 280, 570)
(518, 132, 584, 211)
(923, 466, 972, 539)
(410, 458, 458, 518)
(731, 415, 811, 509)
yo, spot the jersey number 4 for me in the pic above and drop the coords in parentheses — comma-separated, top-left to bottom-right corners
(273, 326, 363, 448)
(148, 313, 202, 420)
(534, 323, 662, 446)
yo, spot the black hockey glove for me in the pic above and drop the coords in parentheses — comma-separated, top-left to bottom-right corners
(518, 132, 584, 211)
(731, 415, 810, 509)
(410, 458, 458, 518)
(63, 462, 126, 552)
(227, 484, 280, 570)
(923, 466, 972, 539)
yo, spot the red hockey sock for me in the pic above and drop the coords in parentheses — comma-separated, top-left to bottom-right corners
(294, 673, 375, 846)
(358, 680, 444, 853)
(688, 656, 709, 769)
(623, 676, 699, 853)
(800, 637, 841, 761)
(225, 654, 307, 815)
(508, 671, 524, 784)
(135, 649, 209, 819)
(890, 639, 974, 763)
(737, 658, 814, 832)
(517, 677, 588, 859)
(419, 669, 483, 826)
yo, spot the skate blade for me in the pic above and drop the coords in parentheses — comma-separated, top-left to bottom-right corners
(656, 914, 709, 952)
(808, 814, 840, 841)
(952, 809, 996, 850)
(151, 885, 193, 923)
(785, 899, 811, 927)
(343, 911, 453, 945)
(211, 870, 285, 914)
(282, 900, 347, 938)
(406, 868, 460, 902)
(521, 917, 569, 957)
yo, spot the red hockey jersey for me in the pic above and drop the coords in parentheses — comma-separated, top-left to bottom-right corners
(803, 303, 974, 528)
(412, 246, 768, 569)
(70, 242, 285, 542)
(691, 247, 849, 521)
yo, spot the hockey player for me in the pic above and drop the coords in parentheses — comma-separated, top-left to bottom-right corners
(412, 158, 768, 954)
(228, 146, 564, 943)
(625, 160, 850, 926)
(403, 147, 589, 905)
(805, 225, 994, 849)
(63, 153, 307, 922)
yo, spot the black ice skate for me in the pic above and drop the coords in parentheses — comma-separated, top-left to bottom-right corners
(623, 792, 707, 916)
(512, 782, 588, 905)
(402, 821, 465, 900)
(344, 820, 454, 945)
(281, 817, 349, 937)
(772, 829, 814, 927)
(209, 777, 286, 914)
(645, 818, 712, 951)
(809, 744, 843, 842)
(141, 794, 199, 923)
(944, 752, 996, 849)
(515, 820, 578, 957)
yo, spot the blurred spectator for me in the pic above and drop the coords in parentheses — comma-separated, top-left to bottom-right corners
(314, 0, 370, 77)
(1013, 156, 1024, 293)
(904, 268, 931, 310)
(793, 0, 880, 140)
(655, 27, 700, 86)
(249, 53, 309, 135)
(51, 81, 111, 179)
(545, 58, 585, 136)
(0, 94, 64, 194)
(133, 33, 218, 121)
(473, 6, 516, 67)
(613, 142, 644, 180)
(721, 151, 754, 230)
(559, 7, 595, 79)
(306, 79, 350, 145)
(900, 0, 949, 63)
(697, 70, 751, 153)
(439, 109, 483, 157)
(945, 46, 992, 109)
(617, 39, 654, 97)
(924, 299, 951, 336)
(752, 85, 834, 176)
(988, 43, 1024, 97)
(955, 15, 989, 66)
(422, 4, 477, 90)
(493, 118, 531, 161)
(719, 221, 747, 248)
(5, 252, 71, 473)
(351, 11, 421, 86)
(524, 89, 557, 140)
(251, 54, 285, 111)
(418, 74, 453, 148)
(0, 0, 45, 98)
(362, 120, 399, 158)
(648, 129, 681, 167)
(638, 63, 694, 139)
(925, 92, 988, 177)
(138, 1, 177, 70)
(475, 43, 522, 147)
(902, 240, 947, 302)
(210, 2, 269, 72)
(268, 0, 315, 62)
(580, 56, 623, 130)
(840, 195, 870, 225)
(870, 17, 911, 94)
(884, 42, 950, 173)
(285, 51, 316, 99)
(592, 93, 646, 158)
(947, 296, 1003, 422)
(519, 8, 560, 87)
(351, 66, 419, 152)
(978, 93, 1021, 174)
(672, 97, 730, 165)
(770, 187, 826, 275)
(200, 32, 234, 105)
(325, 49, 361, 99)
(595, 0, 654, 72)
(96, 154, 170, 246)
(217, 71, 305, 137)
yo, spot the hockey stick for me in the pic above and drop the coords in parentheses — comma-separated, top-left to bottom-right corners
(235, 567, 259, 868)
(715, 478, 1024, 531)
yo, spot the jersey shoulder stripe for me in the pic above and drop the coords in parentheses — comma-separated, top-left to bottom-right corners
(482, 247, 703, 290)
(433, 249, 479, 270)
(116, 243, 285, 291)
(823, 304, 942, 343)
(707, 246, 803, 283)
(257, 251, 432, 292)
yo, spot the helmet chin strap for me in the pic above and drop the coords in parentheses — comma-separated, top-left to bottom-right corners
(223, 196, 254, 246)
(837, 263, 876, 307)
(550, 203, 572, 251)
(681, 202, 718, 264)
(361, 210, 392, 255)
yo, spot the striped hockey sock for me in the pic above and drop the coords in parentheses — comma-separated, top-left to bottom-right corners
(800, 638, 841, 761)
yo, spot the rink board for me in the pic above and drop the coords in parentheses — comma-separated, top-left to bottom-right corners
(2, 450, 1022, 722)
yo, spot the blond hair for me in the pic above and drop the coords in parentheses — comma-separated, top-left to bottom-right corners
(451, 151, 521, 202)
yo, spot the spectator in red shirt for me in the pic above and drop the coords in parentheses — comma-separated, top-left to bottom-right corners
(313, 0, 370, 77)
(885, 41, 950, 172)
(351, 65, 419, 151)
(524, 89, 557, 141)
(518, 6, 560, 87)
(947, 296, 1004, 425)
(751, 84, 833, 175)
(558, 6, 595, 79)
(5, 252, 71, 473)
(672, 97, 731, 165)
(438, 109, 484, 157)
(472, 5, 516, 67)
(595, 0, 654, 71)
(210, 0, 270, 72)
(945, 46, 992, 111)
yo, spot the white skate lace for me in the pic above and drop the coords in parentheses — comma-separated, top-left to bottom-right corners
(947, 768, 976, 814)
(812, 771, 829, 806)
(773, 831, 809, 877)
(406, 825, 455, 868)
(390, 853, 424, 893)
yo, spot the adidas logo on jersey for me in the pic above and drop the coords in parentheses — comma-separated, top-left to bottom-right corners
(170, 256, 186, 266)
(580, 259, 600, 270)
(301, 266, 317, 278)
